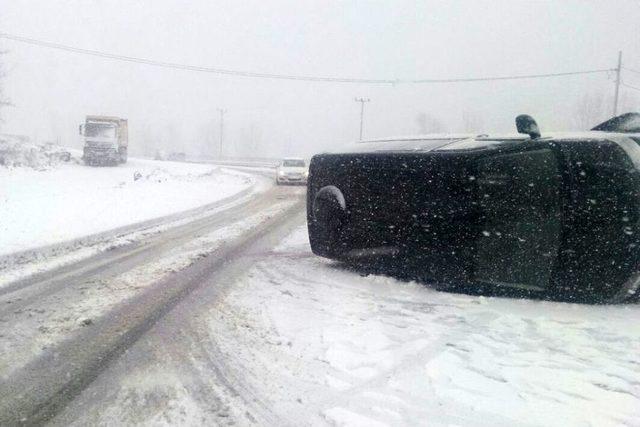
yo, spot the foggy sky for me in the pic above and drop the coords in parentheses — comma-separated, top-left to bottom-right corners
(1, 0, 640, 158)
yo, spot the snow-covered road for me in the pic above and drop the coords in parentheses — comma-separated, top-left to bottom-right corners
(51, 220, 640, 427)
(0, 180, 305, 425)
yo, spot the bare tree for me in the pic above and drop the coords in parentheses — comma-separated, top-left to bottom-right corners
(138, 123, 161, 158)
(0, 50, 10, 128)
(195, 120, 216, 158)
(461, 111, 484, 133)
(571, 92, 608, 130)
(239, 122, 261, 157)
(415, 112, 445, 134)
(619, 91, 639, 115)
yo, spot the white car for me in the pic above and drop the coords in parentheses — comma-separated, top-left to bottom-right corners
(276, 158, 308, 185)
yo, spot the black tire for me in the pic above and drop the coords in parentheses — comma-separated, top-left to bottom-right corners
(545, 274, 640, 304)
(119, 147, 128, 164)
(625, 288, 640, 303)
(308, 185, 348, 258)
(602, 274, 640, 304)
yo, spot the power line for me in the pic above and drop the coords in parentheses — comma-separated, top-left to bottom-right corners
(623, 66, 640, 75)
(0, 32, 616, 85)
(409, 69, 613, 84)
(621, 81, 640, 92)
(0, 32, 394, 84)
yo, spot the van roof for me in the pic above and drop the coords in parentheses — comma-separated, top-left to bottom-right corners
(359, 131, 640, 145)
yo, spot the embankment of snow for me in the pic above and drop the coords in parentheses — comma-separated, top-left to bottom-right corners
(0, 138, 75, 169)
(0, 158, 253, 257)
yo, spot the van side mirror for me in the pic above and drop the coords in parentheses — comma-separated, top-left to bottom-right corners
(79, 124, 84, 136)
(516, 115, 541, 139)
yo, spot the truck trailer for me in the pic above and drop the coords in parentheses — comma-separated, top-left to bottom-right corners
(80, 116, 128, 166)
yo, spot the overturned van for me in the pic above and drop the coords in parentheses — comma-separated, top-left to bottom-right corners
(307, 113, 640, 303)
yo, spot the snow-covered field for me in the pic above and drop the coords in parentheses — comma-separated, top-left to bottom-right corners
(0, 158, 253, 256)
(211, 226, 640, 427)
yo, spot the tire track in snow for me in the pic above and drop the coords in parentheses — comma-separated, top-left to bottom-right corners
(0, 187, 304, 425)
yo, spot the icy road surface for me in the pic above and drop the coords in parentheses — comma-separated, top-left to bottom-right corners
(52, 222, 640, 427)
(0, 158, 252, 256)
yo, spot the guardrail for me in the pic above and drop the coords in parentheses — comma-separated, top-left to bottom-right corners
(206, 159, 279, 168)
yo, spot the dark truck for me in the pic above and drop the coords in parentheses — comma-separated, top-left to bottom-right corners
(307, 113, 640, 303)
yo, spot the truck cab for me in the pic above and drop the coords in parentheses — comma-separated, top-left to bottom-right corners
(80, 116, 128, 166)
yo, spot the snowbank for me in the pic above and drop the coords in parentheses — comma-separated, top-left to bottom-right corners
(0, 137, 74, 169)
(0, 158, 253, 256)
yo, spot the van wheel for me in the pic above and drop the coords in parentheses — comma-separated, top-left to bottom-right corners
(549, 276, 640, 304)
(603, 274, 640, 304)
(309, 185, 348, 258)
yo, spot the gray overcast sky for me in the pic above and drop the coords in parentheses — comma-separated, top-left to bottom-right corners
(1, 0, 640, 157)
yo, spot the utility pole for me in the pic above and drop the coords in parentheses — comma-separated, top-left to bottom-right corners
(217, 108, 226, 158)
(355, 97, 370, 140)
(613, 51, 622, 116)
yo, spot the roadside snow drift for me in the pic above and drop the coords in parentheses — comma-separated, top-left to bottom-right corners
(0, 158, 253, 256)
(0, 138, 72, 169)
